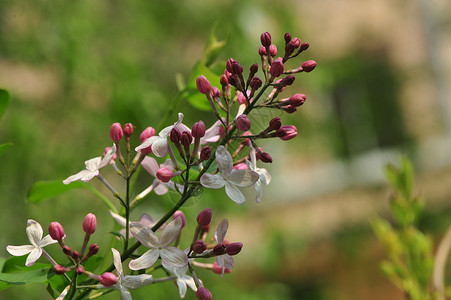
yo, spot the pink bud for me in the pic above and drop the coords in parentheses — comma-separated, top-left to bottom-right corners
(72, 251, 80, 262)
(181, 131, 193, 146)
(211, 87, 221, 99)
(196, 75, 212, 94)
(249, 63, 258, 75)
(110, 123, 123, 142)
(237, 92, 247, 105)
(231, 61, 243, 75)
(285, 105, 297, 114)
(124, 123, 134, 137)
(220, 74, 229, 86)
(258, 46, 267, 56)
(196, 287, 213, 300)
(213, 243, 226, 255)
(88, 243, 100, 256)
(284, 32, 292, 43)
(236, 114, 251, 131)
(193, 239, 207, 254)
(228, 74, 238, 87)
(280, 75, 295, 86)
(173, 210, 186, 228)
(269, 117, 282, 131)
(302, 60, 317, 72)
(212, 262, 231, 274)
(83, 213, 97, 235)
(260, 32, 271, 47)
(226, 58, 235, 73)
(269, 44, 277, 57)
(156, 167, 173, 183)
(250, 77, 262, 91)
(291, 37, 301, 48)
(226, 242, 243, 256)
(63, 246, 72, 256)
(48, 222, 65, 241)
(270, 57, 284, 78)
(76, 266, 85, 275)
(196, 208, 212, 227)
(54, 265, 66, 275)
(258, 151, 273, 163)
(233, 163, 248, 170)
(289, 94, 306, 107)
(200, 146, 212, 161)
(276, 125, 297, 141)
(192, 120, 206, 138)
(300, 42, 310, 50)
(100, 272, 118, 287)
(285, 42, 295, 56)
(170, 127, 181, 144)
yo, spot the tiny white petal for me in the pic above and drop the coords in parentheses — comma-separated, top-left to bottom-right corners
(84, 157, 102, 172)
(80, 170, 99, 182)
(135, 135, 158, 152)
(159, 217, 182, 248)
(26, 219, 43, 247)
(129, 249, 159, 270)
(160, 247, 188, 268)
(226, 169, 259, 187)
(110, 211, 127, 227)
(6, 245, 34, 256)
(214, 219, 228, 243)
(141, 157, 159, 177)
(176, 278, 188, 298)
(39, 235, 58, 248)
(154, 182, 169, 195)
(255, 180, 263, 203)
(119, 286, 132, 300)
(98, 144, 116, 169)
(122, 274, 153, 289)
(26, 248, 42, 266)
(215, 146, 233, 177)
(130, 223, 159, 248)
(112, 248, 123, 275)
(224, 181, 246, 205)
(151, 138, 169, 157)
(200, 174, 226, 189)
(257, 168, 271, 185)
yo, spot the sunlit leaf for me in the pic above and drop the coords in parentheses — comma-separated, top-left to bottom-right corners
(200, 26, 229, 67)
(0, 143, 12, 157)
(0, 268, 54, 285)
(27, 180, 88, 203)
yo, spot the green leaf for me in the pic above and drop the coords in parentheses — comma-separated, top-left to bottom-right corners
(0, 88, 10, 120)
(0, 268, 54, 285)
(0, 143, 12, 156)
(2, 256, 51, 273)
(27, 180, 88, 203)
(200, 26, 229, 67)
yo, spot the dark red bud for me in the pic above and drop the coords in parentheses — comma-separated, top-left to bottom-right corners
(76, 266, 85, 275)
(200, 146, 212, 161)
(192, 239, 207, 254)
(300, 42, 310, 51)
(196, 208, 212, 227)
(192, 121, 206, 139)
(123, 123, 134, 137)
(249, 63, 258, 75)
(260, 32, 271, 47)
(302, 60, 317, 72)
(181, 131, 193, 147)
(196, 287, 213, 300)
(213, 243, 226, 255)
(48, 222, 65, 241)
(269, 117, 282, 131)
(225, 242, 243, 256)
(88, 243, 100, 256)
(54, 265, 67, 275)
(284, 32, 292, 43)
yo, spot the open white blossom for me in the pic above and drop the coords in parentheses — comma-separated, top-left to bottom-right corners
(200, 145, 259, 205)
(214, 219, 234, 276)
(6, 219, 57, 266)
(63, 144, 116, 184)
(110, 210, 155, 239)
(129, 217, 188, 270)
(246, 146, 271, 203)
(165, 263, 197, 298)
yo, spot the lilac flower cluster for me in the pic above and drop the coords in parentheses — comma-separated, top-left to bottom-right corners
(5, 31, 315, 299)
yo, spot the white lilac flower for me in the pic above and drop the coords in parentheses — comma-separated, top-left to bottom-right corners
(129, 217, 188, 270)
(200, 145, 259, 205)
(63, 144, 116, 184)
(246, 145, 271, 203)
(110, 248, 154, 300)
(110, 210, 156, 239)
(165, 263, 197, 298)
(141, 157, 180, 195)
(135, 113, 189, 157)
(214, 219, 234, 276)
(6, 219, 57, 266)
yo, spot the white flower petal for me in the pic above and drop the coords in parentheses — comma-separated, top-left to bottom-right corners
(201, 119, 223, 144)
(56, 285, 70, 300)
(6, 245, 35, 256)
(175, 123, 191, 134)
(160, 247, 188, 268)
(80, 170, 99, 182)
(151, 138, 169, 157)
(110, 211, 127, 227)
(224, 182, 246, 205)
(176, 278, 188, 298)
(84, 157, 102, 171)
(138, 214, 154, 227)
(39, 235, 58, 248)
(119, 285, 132, 300)
(227, 169, 259, 187)
(122, 274, 153, 289)
(215, 146, 233, 177)
(128, 249, 159, 270)
(214, 219, 228, 243)
(141, 157, 159, 177)
(63, 170, 91, 184)
(200, 174, 225, 189)
(154, 182, 169, 195)
(112, 248, 123, 275)
(159, 217, 182, 248)
(257, 168, 271, 185)
(26, 248, 42, 266)
(130, 223, 159, 248)
(135, 135, 159, 152)
(255, 180, 263, 203)
(222, 254, 235, 270)
(26, 219, 43, 247)
(98, 144, 116, 169)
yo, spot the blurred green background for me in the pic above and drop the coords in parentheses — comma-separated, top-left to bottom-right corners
(2, 0, 451, 299)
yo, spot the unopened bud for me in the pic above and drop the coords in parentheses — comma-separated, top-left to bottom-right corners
(258, 46, 267, 56)
(285, 42, 296, 57)
(156, 167, 173, 183)
(139, 127, 155, 155)
(181, 131, 193, 147)
(269, 44, 277, 57)
(300, 42, 310, 51)
(211, 87, 221, 99)
(48, 222, 65, 241)
(250, 77, 262, 91)
(231, 61, 243, 75)
(63, 245, 72, 256)
(249, 63, 258, 75)
(83, 213, 97, 235)
(170, 127, 181, 144)
(213, 243, 226, 255)
(196, 75, 212, 95)
(192, 121, 206, 138)
(276, 125, 297, 141)
(258, 152, 273, 163)
(236, 114, 251, 131)
(173, 211, 186, 228)
(76, 266, 85, 275)
(289, 94, 306, 107)
(196, 287, 213, 300)
(196, 208, 212, 227)
(88, 243, 100, 256)
(226, 242, 243, 256)
(212, 262, 231, 274)
(302, 60, 317, 72)
(200, 146, 212, 161)
(110, 123, 123, 142)
(284, 32, 292, 43)
(280, 75, 295, 86)
(260, 32, 271, 47)
(54, 265, 66, 275)
(285, 105, 297, 114)
(270, 58, 284, 78)
(124, 123, 134, 137)
(72, 251, 80, 262)
(226, 58, 235, 73)
(100, 272, 118, 287)
(291, 37, 301, 48)
(269, 117, 282, 131)
(192, 239, 207, 254)
(220, 74, 229, 87)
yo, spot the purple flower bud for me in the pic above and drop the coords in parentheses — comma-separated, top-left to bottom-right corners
(196, 75, 212, 94)
(63, 245, 72, 256)
(258, 46, 267, 56)
(196, 208, 212, 227)
(291, 37, 301, 48)
(88, 243, 100, 256)
(276, 125, 297, 141)
(220, 74, 229, 86)
(226, 242, 243, 256)
(196, 287, 213, 300)
(270, 57, 284, 78)
(302, 60, 317, 72)
(260, 32, 271, 47)
(200, 146, 212, 161)
(236, 114, 251, 131)
(124, 123, 134, 137)
(300, 42, 310, 50)
(76, 266, 85, 275)
(100, 272, 118, 287)
(54, 265, 66, 275)
(156, 167, 173, 183)
(284, 32, 292, 44)
(249, 63, 258, 75)
(233, 163, 248, 170)
(213, 243, 226, 255)
(170, 127, 181, 144)
(181, 131, 193, 147)
(211, 87, 221, 99)
(173, 210, 186, 228)
(72, 251, 80, 262)
(212, 262, 231, 274)
(110, 123, 123, 142)
(231, 61, 243, 75)
(269, 44, 277, 57)
(226, 58, 235, 73)
(48, 222, 65, 241)
(250, 77, 262, 91)
(140, 127, 155, 142)
(228, 75, 238, 87)
(285, 42, 296, 57)
(83, 213, 97, 235)
(289, 94, 306, 107)
(237, 92, 246, 105)
(285, 105, 297, 114)
(192, 120, 206, 138)
(258, 151, 273, 163)
(269, 117, 282, 131)
(193, 239, 207, 254)
(280, 75, 295, 86)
